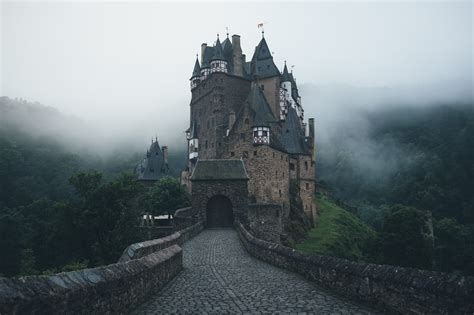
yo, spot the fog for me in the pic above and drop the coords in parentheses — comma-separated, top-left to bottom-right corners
(1, 1, 472, 157)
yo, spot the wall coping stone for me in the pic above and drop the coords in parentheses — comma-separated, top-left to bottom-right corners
(237, 222, 474, 314)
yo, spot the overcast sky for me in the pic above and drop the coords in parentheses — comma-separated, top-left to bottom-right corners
(1, 1, 472, 148)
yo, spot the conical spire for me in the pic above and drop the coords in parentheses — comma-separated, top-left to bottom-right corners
(211, 38, 225, 61)
(281, 61, 292, 82)
(191, 56, 201, 78)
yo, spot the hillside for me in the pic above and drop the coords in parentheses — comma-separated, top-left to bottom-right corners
(296, 193, 377, 262)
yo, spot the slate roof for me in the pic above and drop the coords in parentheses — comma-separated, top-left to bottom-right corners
(191, 159, 249, 181)
(191, 57, 201, 78)
(250, 38, 280, 79)
(136, 140, 169, 181)
(281, 63, 292, 82)
(247, 86, 277, 127)
(211, 39, 225, 61)
(280, 106, 310, 155)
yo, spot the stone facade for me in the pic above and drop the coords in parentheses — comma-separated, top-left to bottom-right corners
(182, 33, 317, 236)
(191, 179, 249, 226)
(237, 223, 474, 314)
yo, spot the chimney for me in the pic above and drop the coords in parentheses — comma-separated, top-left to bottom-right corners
(231, 35, 244, 76)
(200, 43, 207, 65)
(162, 146, 169, 165)
(228, 111, 236, 131)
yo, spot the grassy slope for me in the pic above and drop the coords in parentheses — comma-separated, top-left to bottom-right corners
(295, 193, 377, 261)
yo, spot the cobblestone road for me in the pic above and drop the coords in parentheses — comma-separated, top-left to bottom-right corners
(133, 229, 375, 314)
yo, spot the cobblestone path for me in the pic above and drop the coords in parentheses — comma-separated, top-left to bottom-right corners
(133, 229, 375, 314)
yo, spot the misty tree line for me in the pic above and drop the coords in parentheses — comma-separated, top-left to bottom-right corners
(317, 104, 474, 275)
(0, 125, 189, 277)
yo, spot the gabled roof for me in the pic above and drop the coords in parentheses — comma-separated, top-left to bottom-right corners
(250, 38, 280, 79)
(280, 107, 310, 155)
(281, 63, 292, 83)
(191, 159, 249, 181)
(247, 86, 277, 127)
(211, 38, 225, 61)
(191, 57, 201, 78)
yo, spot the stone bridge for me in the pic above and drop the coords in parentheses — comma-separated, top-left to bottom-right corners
(0, 221, 473, 314)
(133, 228, 371, 314)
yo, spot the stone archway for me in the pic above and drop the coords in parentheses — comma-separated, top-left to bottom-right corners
(206, 195, 234, 228)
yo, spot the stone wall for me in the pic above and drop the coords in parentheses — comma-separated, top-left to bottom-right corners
(0, 222, 204, 314)
(248, 204, 282, 243)
(120, 221, 204, 262)
(191, 180, 249, 225)
(237, 223, 474, 314)
(0, 246, 182, 315)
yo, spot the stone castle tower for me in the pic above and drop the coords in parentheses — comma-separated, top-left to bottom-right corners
(181, 32, 316, 225)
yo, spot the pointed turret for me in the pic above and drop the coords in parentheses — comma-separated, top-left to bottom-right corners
(191, 57, 201, 78)
(281, 62, 292, 83)
(190, 56, 201, 90)
(210, 36, 228, 73)
(250, 37, 280, 79)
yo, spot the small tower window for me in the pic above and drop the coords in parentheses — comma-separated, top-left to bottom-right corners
(306, 183, 309, 189)
(242, 151, 248, 158)
(240, 133, 245, 140)
(230, 152, 235, 157)
(305, 161, 308, 171)
(254, 150, 257, 156)
(261, 85, 265, 90)
(279, 190, 282, 197)
(245, 118, 249, 125)
(290, 163, 295, 171)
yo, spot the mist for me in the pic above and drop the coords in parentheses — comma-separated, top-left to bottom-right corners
(1, 1, 472, 169)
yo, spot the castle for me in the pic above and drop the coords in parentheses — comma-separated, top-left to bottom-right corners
(180, 32, 316, 230)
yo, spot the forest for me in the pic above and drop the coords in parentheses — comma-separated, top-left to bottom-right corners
(316, 103, 474, 275)
(0, 97, 473, 276)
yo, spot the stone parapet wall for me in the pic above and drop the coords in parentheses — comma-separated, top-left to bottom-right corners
(0, 222, 205, 314)
(248, 203, 282, 243)
(237, 223, 474, 314)
(120, 221, 204, 262)
(0, 245, 182, 315)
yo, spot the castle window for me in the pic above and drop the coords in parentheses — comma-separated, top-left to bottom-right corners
(230, 151, 235, 157)
(205, 140, 208, 149)
(240, 133, 245, 140)
(290, 163, 295, 171)
(242, 151, 248, 158)
(305, 161, 308, 171)
(273, 152, 275, 158)
(281, 155, 283, 160)
(218, 142, 221, 147)
(245, 118, 249, 125)
(276, 170, 278, 178)
(211, 142, 214, 148)
(254, 150, 257, 156)
(261, 84, 264, 90)
(306, 183, 309, 189)
(279, 190, 282, 197)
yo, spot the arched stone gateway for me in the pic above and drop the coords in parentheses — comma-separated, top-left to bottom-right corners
(206, 195, 234, 227)
(190, 159, 249, 225)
